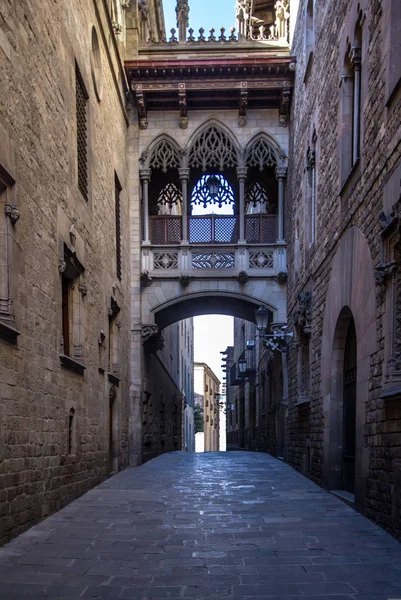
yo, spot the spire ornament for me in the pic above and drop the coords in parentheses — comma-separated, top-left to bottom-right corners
(176, 0, 189, 43)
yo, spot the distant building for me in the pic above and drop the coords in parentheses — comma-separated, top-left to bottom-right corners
(194, 363, 220, 452)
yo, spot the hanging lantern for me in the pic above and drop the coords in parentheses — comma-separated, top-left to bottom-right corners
(207, 175, 220, 197)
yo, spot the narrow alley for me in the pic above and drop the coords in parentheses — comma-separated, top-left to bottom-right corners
(0, 453, 400, 599)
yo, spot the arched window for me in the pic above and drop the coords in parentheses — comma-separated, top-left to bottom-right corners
(191, 175, 235, 213)
(189, 175, 236, 243)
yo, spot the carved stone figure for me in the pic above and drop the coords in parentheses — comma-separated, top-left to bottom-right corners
(274, 0, 290, 40)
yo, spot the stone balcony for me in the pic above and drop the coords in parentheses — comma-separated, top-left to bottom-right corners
(141, 242, 287, 279)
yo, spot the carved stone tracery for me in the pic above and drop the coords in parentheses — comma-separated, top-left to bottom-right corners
(246, 137, 279, 170)
(245, 181, 269, 208)
(148, 138, 181, 172)
(189, 125, 237, 171)
(157, 183, 182, 209)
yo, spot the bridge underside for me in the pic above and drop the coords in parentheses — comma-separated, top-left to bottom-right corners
(154, 292, 269, 329)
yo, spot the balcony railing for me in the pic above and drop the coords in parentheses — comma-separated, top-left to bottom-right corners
(149, 215, 277, 245)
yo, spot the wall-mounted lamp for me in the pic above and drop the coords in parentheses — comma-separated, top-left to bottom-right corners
(255, 306, 294, 353)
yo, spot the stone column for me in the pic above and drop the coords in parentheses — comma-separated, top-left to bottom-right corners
(276, 165, 287, 243)
(179, 168, 190, 243)
(237, 167, 247, 243)
(140, 169, 151, 244)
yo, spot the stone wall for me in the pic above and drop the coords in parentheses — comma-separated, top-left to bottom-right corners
(142, 351, 183, 462)
(0, 0, 131, 544)
(286, 0, 401, 538)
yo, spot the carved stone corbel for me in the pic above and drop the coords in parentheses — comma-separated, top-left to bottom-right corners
(375, 263, 397, 286)
(178, 83, 188, 129)
(134, 84, 148, 130)
(58, 259, 67, 274)
(238, 83, 248, 127)
(4, 204, 20, 225)
(279, 85, 291, 127)
(294, 291, 312, 333)
(78, 283, 88, 298)
(142, 324, 159, 343)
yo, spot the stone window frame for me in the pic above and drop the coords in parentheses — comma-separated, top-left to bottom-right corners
(67, 407, 78, 455)
(108, 295, 121, 385)
(115, 172, 122, 281)
(304, 128, 317, 252)
(0, 164, 19, 342)
(59, 242, 86, 375)
(384, 0, 401, 107)
(303, 0, 314, 82)
(75, 61, 91, 203)
(377, 200, 401, 396)
(338, 3, 367, 194)
(293, 291, 312, 405)
(90, 25, 103, 102)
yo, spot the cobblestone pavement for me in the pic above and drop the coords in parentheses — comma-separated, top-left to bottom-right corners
(0, 452, 401, 599)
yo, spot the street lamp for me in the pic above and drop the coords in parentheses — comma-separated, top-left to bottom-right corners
(255, 306, 294, 353)
(255, 305, 270, 332)
(238, 357, 247, 375)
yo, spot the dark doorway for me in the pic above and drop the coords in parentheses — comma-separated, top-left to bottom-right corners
(342, 319, 357, 493)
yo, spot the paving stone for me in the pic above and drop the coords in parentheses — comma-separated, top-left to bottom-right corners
(0, 452, 399, 599)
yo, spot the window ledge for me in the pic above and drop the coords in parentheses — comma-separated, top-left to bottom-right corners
(59, 354, 86, 375)
(0, 320, 20, 343)
(108, 372, 120, 386)
(379, 385, 401, 402)
(340, 158, 361, 199)
(295, 396, 311, 406)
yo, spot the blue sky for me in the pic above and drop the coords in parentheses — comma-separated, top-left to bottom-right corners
(163, 0, 237, 37)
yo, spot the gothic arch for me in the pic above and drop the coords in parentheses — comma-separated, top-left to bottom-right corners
(186, 119, 241, 171)
(321, 226, 376, 510)
(245, 131, 287, 170)
(140, 134, 182, 172)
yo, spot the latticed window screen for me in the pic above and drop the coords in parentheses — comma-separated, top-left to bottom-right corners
(150, 217, 182, 245)
(245, 215, 277, 243)
(115, 174, 122, 281)
(189, 216, 238, 244)
(189, 217, 212, 243)
(75, 64, 88, 200)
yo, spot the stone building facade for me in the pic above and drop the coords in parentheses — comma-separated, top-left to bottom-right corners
(226, 318, 285, 457)
(0, 0, 133, 544)
(286, 0, 401, 539)
(194, 363, 220, 452)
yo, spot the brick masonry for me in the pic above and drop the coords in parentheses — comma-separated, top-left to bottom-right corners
(286, 0, 401, 539)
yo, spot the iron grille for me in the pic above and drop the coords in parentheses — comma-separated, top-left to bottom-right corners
(115, 174, 122, 281)
(189, 216, 238, 244)
(75, 64, 88, 200)
(245, 215, 277, 243)
(150, 216, 181, 244)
